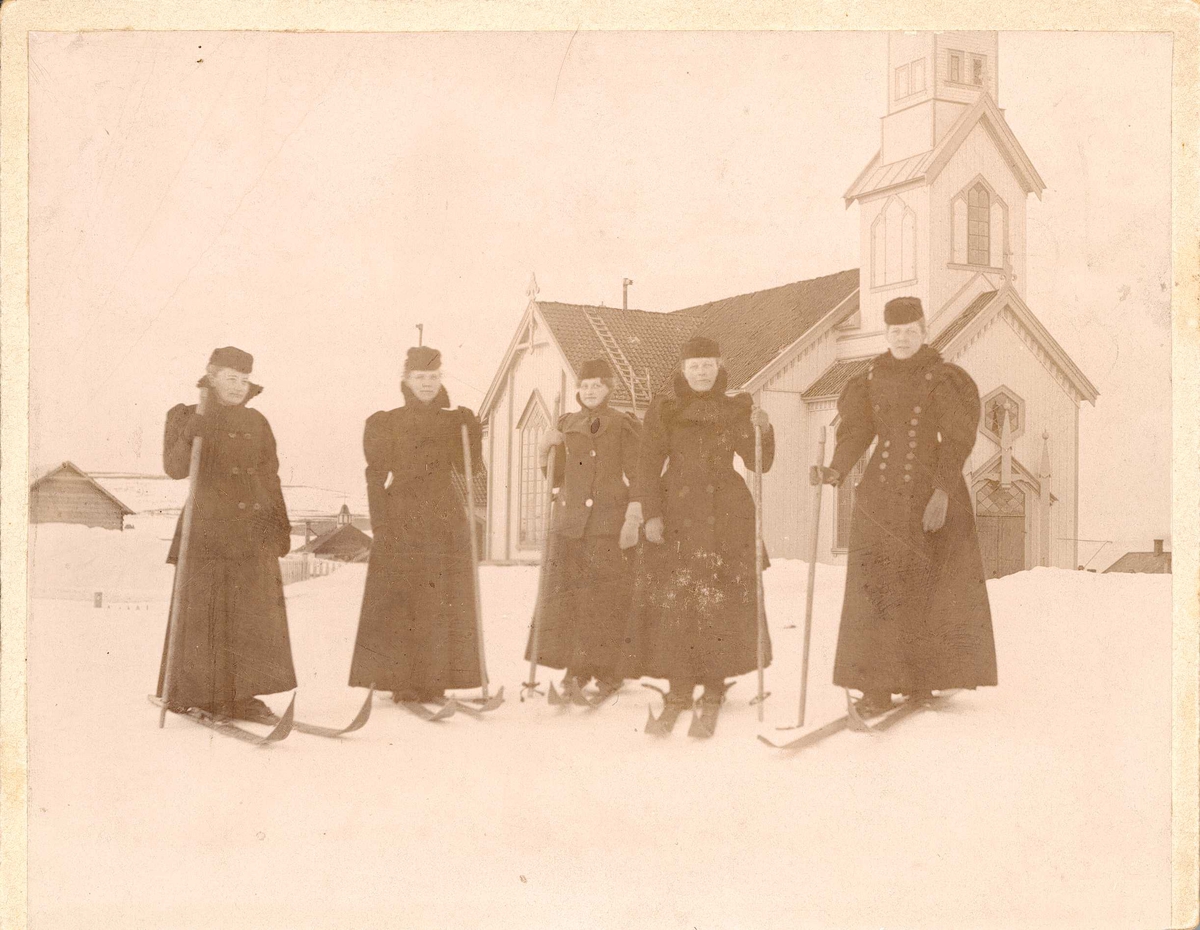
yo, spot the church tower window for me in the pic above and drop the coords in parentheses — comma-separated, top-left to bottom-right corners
(948, 50, 962, 83)
(871, 196, 917, 288)
(952, 178, 1007, 269)
(968, 183, 990, 266)
(970, 54, 986, 86)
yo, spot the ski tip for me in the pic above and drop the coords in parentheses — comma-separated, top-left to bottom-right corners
(263, 695, 295, 742)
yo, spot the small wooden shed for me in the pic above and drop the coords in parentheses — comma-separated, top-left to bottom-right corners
(30, 462, 135, 531)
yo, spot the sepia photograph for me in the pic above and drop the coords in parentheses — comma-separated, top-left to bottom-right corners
(3, 3, 1196, 929)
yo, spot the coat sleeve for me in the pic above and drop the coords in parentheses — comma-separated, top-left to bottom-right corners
(162, 403, 199, 479)
(632, 398, 670, 520)
(453, 406, 483, 474)
(730, 395, 775, 474)
(363, 411, 392, 533)
(621, 412, 643, 486)
(254, 413, 293, 556)
(828, 374, 877, 482)
(541, 413, 569, 489)
(930, 364, 982, 493)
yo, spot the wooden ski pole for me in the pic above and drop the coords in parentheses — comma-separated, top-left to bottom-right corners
(796, 426, 829, 728)
(753, 416, 767, 722)
(461, 420, 489, 700)
(159, 386, 209, 727)
(523, 394, 563, 697)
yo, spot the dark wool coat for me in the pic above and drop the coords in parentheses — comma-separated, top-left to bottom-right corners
(156, 385, 297, 709)
(622, 370, 775, 684)
(828, 345, 997, 693)
(524, 400, 640, 677)
(348, 385, 484, 694)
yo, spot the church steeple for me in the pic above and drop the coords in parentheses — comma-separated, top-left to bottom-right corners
(842, 31, 1043, 344)
(882, 32, 999, 165)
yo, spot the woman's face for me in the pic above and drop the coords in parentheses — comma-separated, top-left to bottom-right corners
(404, 368, 443, 403)
(207, 366, 250, 406)
(578, 377, 611, 410)
(886, 321, 926, 360)
(682, 357, 720, 393)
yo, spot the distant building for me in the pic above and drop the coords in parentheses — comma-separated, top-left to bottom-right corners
(30, 462, 135, 531)
(1104, 540, 1171, 574)
(295, 505, 372, 562)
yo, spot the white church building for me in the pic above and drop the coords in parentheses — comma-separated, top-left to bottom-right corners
(477, 31, 1098, 577)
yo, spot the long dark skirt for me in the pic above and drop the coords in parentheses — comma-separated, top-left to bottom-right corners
(348, 531, 482, 694)
(524, 534, 634, 679)
(156, 556, 297, 708)
(621, 540, 771, 683)
(833, 484, 997, 693)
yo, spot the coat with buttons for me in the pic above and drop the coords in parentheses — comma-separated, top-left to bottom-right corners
(163, 385, 292, 563)
(545, 401, 641, 539)
(620, 369, 775, 683)
(157, 383, 297, 710)
(828, 344, 997, 693)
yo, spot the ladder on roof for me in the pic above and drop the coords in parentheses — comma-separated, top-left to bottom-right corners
(582, 306, 653, 411)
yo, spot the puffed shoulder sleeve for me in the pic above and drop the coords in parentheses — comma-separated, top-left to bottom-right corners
(930, 363, 982, 492)
(363, 411, 392, 531)
(827, 373, 877, 481)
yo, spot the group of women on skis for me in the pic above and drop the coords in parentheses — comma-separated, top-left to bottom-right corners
(156, 294, 996, 731)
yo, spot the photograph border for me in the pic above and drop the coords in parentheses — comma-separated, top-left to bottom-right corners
(2, 2, 1196, 927)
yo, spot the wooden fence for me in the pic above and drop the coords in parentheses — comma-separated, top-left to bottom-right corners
(279, 553, 343, 586)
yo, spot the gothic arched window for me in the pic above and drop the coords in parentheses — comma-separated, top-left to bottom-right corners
(952, 177, 1008, 269)
(517, 393, 550, 548)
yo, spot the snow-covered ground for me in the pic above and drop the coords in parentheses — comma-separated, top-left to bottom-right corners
(27, 522, 1172, 929)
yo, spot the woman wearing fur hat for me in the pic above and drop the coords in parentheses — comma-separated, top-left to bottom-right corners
(526, 358, 643, 701)
(624, 336, 774, 726)
(812, 297, 997, 716)
(348, 346, 485, 706)
(156, 346, 297, 722)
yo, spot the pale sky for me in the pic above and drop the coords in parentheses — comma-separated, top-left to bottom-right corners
(28, 31, 1172, 567)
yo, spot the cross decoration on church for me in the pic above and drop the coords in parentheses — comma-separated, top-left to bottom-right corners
(999, 403, 1014, 488)
(526, 273, 540, 303)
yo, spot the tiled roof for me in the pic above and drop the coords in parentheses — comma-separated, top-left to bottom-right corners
(1104, 552, 1172, 574)
(802, 357, 873, 399)
(931, 290, 998, 351)
(537, 302, 695, 405)
(537, 268, 860, 401)
(678, 269, 861, 389)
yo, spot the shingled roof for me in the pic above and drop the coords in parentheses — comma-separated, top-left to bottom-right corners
(931, 290, 998, 351)
(534, 268, 860, 403)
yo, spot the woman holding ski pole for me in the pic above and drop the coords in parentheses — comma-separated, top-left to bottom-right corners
(156, 346, 297, 723)
(348, 346, 485, 712)
(524, 358, 643, 703)
(624, 336, 774, 734)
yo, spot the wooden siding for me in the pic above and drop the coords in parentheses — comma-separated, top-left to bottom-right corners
(484, 323, 575, 563)
(31, 474, 127, 530)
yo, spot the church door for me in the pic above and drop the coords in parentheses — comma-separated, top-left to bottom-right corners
(975, 480, 1026, 579)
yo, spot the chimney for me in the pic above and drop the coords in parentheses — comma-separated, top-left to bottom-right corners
(623, 278, 633, 310)
(1154, 539, 1163, 555)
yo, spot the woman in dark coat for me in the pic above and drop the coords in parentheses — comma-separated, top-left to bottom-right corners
(156, 346, 297, 722)
(348, 346, 484, 704)
(625, 336, 774, 711)
(525, 358, 642, 698)
(813, 296, 997, 714)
